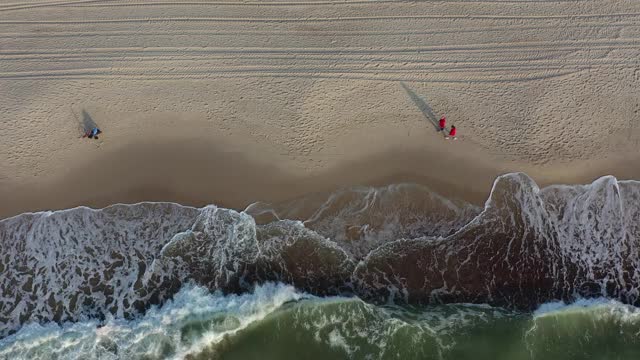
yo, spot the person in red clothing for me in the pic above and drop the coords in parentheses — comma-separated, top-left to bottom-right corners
(446, 125, 457, 140)
(439, 116, 446, 132)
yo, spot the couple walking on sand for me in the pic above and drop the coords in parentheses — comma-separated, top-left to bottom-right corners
(439, 116, 456, 140)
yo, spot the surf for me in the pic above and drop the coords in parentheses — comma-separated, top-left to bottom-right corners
(2, 172, 640, 342)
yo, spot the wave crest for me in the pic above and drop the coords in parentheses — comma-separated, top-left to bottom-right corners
(3, 175, 640, 337)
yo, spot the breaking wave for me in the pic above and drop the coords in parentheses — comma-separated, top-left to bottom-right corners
(2, 173, 640, 342)
(3, 284, 640, 360)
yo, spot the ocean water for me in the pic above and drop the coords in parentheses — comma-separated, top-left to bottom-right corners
(2, 173, 640, 359)
(2, 284, 640, 360)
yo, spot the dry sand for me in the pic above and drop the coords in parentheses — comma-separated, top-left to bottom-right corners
(2, 0, 640, 218)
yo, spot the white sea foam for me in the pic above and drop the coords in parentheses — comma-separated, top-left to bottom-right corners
(246, 183, 481, 258)
(0, 283, 305, 360)
(0, 201, 354, 338)
(4, 175, 640, 341)
(534, 297, 640, 321)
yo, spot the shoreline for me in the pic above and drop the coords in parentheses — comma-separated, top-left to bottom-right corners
(1, 136, 501, 219)
(3, 133, 640, 219)
(3, 0, 640, 219)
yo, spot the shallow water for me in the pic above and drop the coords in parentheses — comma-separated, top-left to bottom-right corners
(2, 173, 640, 358)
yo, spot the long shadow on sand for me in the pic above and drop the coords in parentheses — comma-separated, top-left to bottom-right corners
(72, 107, 100, 136)
(81, 110, 99, 134)
(400, 82, 441, 132)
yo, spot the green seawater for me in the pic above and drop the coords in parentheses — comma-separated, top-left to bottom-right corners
(2, 284, 640, 360)
(198, 298, 640, 360)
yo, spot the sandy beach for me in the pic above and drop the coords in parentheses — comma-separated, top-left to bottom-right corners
(2, 0, 640, 218)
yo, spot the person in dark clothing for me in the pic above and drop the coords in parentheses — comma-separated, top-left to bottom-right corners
(83, 128, 102, 140)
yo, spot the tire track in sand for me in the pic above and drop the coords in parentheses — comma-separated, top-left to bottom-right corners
(3, 13, 640, 25)
(2, 0, 639, 168)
